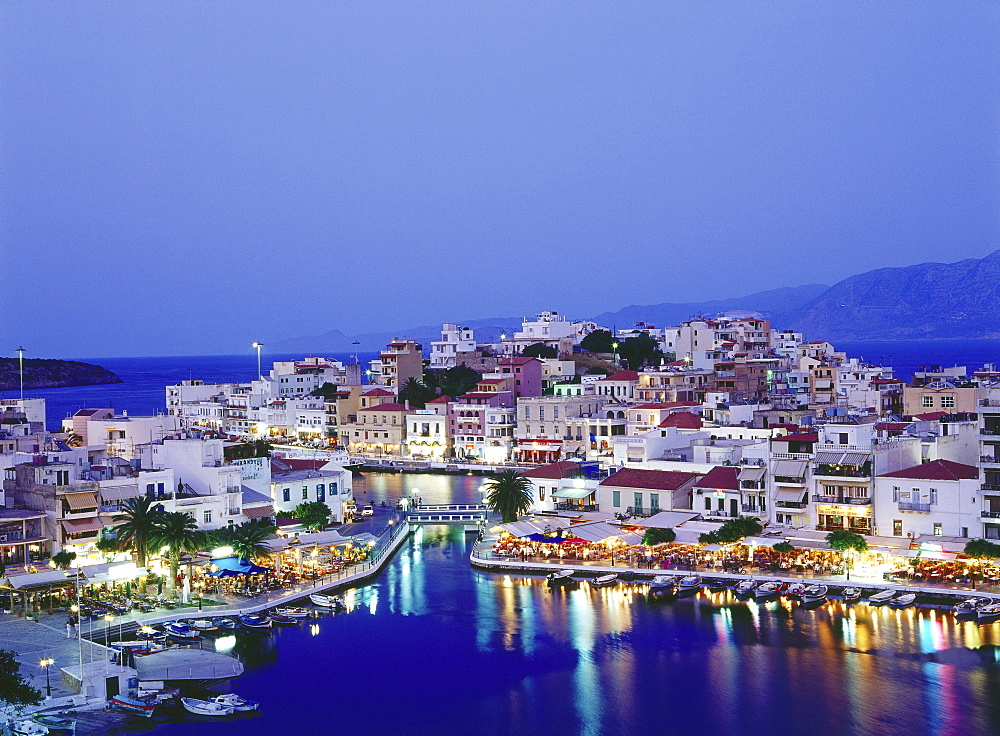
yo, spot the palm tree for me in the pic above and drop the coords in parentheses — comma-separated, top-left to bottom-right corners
(150, 512, 205, 591)
(113, 496, 167, 567)
(227, 520, 276, 562)
(483, 470, 534, 523)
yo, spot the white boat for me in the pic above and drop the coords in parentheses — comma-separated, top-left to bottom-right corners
(546, 570, 576, 587)
(733, 580, 757, 597)
(754, 581, 782, 599)
(648, 575, 676, 593)
(977, 603, 1000, 623)
(955, 597, 992, 617)
(163, 621, 199, 639)
(841, 587, 862, 603)
(190, 618, 218, 632)
(275, 606, 311, 618)
(785, 583, 808, 599)
(209, 693, 259, 712)
(309, 593, 346, 610)
(867, 589, 897, 606)
(802, 584, 828, 606)
(888, 593, 917, 609)
(676, 575, 702, 593)
(591, 574, 618, 588)
(181, 697, 234, 717)
(11, 720, 48, 736)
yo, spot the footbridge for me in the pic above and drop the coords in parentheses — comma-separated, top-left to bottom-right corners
(406, 503, 489, 525)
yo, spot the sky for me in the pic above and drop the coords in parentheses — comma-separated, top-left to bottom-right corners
(2, 2, 999, 358)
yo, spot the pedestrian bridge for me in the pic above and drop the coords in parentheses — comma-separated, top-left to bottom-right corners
(406, 504, 488, 525)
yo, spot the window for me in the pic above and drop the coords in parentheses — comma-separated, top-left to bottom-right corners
(539, 408, 545, 421)
(929, 488, 938, 505)
(921, 396, 934, 408)
(331, 482, 338, 494)
(524, 406, 530, 419)
(892, 486, 900, 502)
(539, 487, 545, 501)
(282, 488, 290, 502)
(633, 492, 643, 512)
(893, 519, 902, 537)
(705, 497, 711, 511)
(933, 522, 943, 536)
(940, 396, 955, 408)
(317, 484, 325, 502)
(650, 494, 659, 513)
(146, 483, 155, 497)
(612, 491, 620, 508)
(302, 486, 309, 500)
(554, 407, 559, 419)
(203, 510, 212, 524)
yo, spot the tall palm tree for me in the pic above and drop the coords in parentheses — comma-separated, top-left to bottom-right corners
(483, 470, 535, 523)
(113, 496, 167, 567)
(228, 520, 276, 562)
(150, 512, 205, 591)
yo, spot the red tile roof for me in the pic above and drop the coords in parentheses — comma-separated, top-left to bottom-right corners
(913, 412, 949, 421)
(875, 422, 911, 430)
(599, 468, 702, 491)
(427, 395, 452, 404)
(879, 459, 979, 481)
(272, 457, 327, 472)
(658, 412, 703, 429)
(772, 432, 818, 443)
(367, 403, 410, 412)
(363, 388, 394, 397)
(634, 402, 700, 410)
(521, 462, 580, 480)
(600, 370, 639, 382)
(695, 466, 740, 491)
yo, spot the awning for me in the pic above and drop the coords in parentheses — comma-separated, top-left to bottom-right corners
(100, 486, 140, 501)
(61, 517, 104, 534)
(772, 460, 807, 478)
(243, 505, 275, 519)
(2, 570, 75, 590)
(813, 452, 843, 464)
(738, 467, 766, 481)
(841, 453, 870, 466)
(814, 451, 869, 466)
(775, 488, 807, 503)
(209, 556, 272, 575)
(81, 561, 145, 583)
(626, 511, 698, 529)
(64, 492, 98, 510)
(568, 522, 625, 544)
(551, 487, 594, 500)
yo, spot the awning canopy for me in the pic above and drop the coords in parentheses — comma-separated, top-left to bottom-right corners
(80, 561, 145, 583)
(775, 489, 808, 503)
(100, 486, 140, 501)
(772, 460, 807, 478)
(568, 522, 625, 544)
(626, 511, 699, 530)
(209, 556, 272, 576)
(738, 467, 766, 481)
(64, 492, 99, 510)
(1, 570, 75, 590)
(814, 451, 869, 466)
(243, 505, 275, 519)
(551, 487, 595, 500)
(61, 517, 104, 534)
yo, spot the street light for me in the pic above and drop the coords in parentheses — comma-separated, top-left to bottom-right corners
(611, 342, 619, 367)
(104, 614, 114, 644)
(40, 657, 54, 698)
(252, 342, 264, 380)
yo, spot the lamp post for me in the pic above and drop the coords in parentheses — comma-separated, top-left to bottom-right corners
(104, 613, 113, 645)
(40, 657, 54, 699)
(611, 342, 619, 368)
(16, 346, 25, 400)
(252, 342, 263, 380)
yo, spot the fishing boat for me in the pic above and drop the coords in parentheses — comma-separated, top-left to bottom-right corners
(309, 593, 347, 610)
(137, 625, 167, 642)
(868, 589, 897, 606)
(238, 613, 272, 629)
(955, 597, 992, 618)
(546, 570, 577, 587)
(648, 575, 676, 593)
(841, 587, 862, 604)
(109, 694, 157, 717)
(131, 641, 169, 657)
(181, 697, 234, 717)
(209, 693, 259, 712)
(888, 593, 917, 609)
(190, 618, 218, 633)
(271, 613, 299, 627)
(30, 714, 75, 733)
(754, 581, 782, 600)
(213, 617, 240, 631)
(733, 580, 757, 597)
(676, 575, 702, 595)
(163, 621, 199, 639)
(591, 574, 619, 588)
(707, 578, 728, 592)
(977, 603, 1000, 623)
(10, 720, 48, 736)
(801, 584, 828, 607)
(785, 583, 808, 600)
(275, 606, 311, 618)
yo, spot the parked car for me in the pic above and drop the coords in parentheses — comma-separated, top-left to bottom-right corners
(351, 512, 364, 522)
(362, 503, 374, 516)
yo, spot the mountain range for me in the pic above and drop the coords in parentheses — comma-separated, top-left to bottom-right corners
(269, 250, 1000, 352)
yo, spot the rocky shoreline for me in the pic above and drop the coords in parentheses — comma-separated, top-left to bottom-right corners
(0, 357, 122, 390)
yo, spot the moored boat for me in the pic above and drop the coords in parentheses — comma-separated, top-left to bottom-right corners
(591, 574, 619, 588)
(754, 581, 782, 600)
(163, 621, 199, 639)
(190, 618, 218, 633)
(10, 720, 48, 736)
(733, 580, 757, 597)
(238, 613, 272, 629)
(275, 606, 311, 618)
(841, 587, 862, 603)
(888, 593, 917, 609)
(214, 617, 240, 631)
(137, 625, 167, 642)
(707, 578, 728, 592)
(648, 575, 676, 594)
(309, 593, 347, 610)
(977, 603, 1000, 623)
(676, 575, 702, 594)
(209, 693, 259, 711)
(30, 714, 75, 733)
(801, 584, 828, 607)
(546, 570, 577, 587)
(181, 697, 234, 717)
(955, 597, 992, 618)
(867, 589, 896, 606)
(271, 613, 299, 627)
(109, 694, 157, 717)
(785, 583, 808, 600)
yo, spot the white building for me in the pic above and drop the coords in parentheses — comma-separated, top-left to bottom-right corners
(874, 459, 981, 541)
(429, 323, 477, 369)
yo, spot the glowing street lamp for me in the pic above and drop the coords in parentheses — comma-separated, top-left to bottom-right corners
(611, 342, 619, 367)
(104, 613, 114, 644)
(252, 342, 264, 380)
(40, 657, 54, 698)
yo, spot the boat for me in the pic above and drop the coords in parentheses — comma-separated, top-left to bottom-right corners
(546, 570, 577, 587)
(888, 593, 917, 609)
(801, 584, 828, 607)
(190, 618, 218, 632)
(841, 587, 862, 604)
(271, 613, 299, 627)
(955, 597, 992, 618)
(131, 642, 169, 657)
(591, 574, 618, 588)
(109, 694, 157, 717)
(733, 580, 757, 597)
(868, 589, 897, 606)
(10, 720, 48, 736)
(181, 697, 234, 717)
(30, 714, 75, 733)
(707, 578, 728, 592)
(648, 575, 676, 593)
(309, 593, 347, 610)
(754, 581, 782, 600)
(275, 606, 311, 618)
(977, 603, 1000, 623)
(239, 613, 273, 629)
(163, 621, 199, 639)
(785, 583, 808, 600)
(209, 693, 259, 712)
(676, 575, 702, 594)
(214, 617, 240, 631)
(137, 625, 167, 642)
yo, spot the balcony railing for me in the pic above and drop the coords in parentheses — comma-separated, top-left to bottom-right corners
(981, 456, 1000, 465)
(982, 511, 1000, 519)
(981, 428, 1000, 436)
(775, 500, 807, 509)
(813, 468, 870, 479)
(899, 502, 931, 512)
(982, 484, 1000, 492)
(813, 495, 871, 506)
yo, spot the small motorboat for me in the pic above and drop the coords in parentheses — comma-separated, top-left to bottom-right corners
(30, 714, 75, 733)
(754, 581, 782, 600)
(239, 613, 272, 629)
(676, 575, 702, 595)
(131, 642, 169, 657)
(785, 583, 807, 600)
(275, 606, 311, 618)
(546, 570, 577, 588)
(648, 575, 676, 593)
(214, 617, 240, 631)
(10, 720, 48, 736)
(707, 578, 728, 592)
(733, 580, 757, 597)
(888, 593, 917, 609)
(309, 593, 346, 610)
(137, 625, 167, 642)
(163, 621, 199, 639)
(209, 693, 259, 712)
(840, 587, 862, 603)
(801, 584, 828, 607)
(271, 613, 299, 627)
(181, 697, 234, 717)
(977, 603, 1000, 623)
(955, 597, 992, 618)
(868, 589, 897, 606)
(591, 574, 618, 588)
(190, 618, 218, 633)
(110, 694, 157, 717)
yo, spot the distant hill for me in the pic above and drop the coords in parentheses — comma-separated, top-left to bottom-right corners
(781, 250, 1000, 340)
(0, 358, 122, 391)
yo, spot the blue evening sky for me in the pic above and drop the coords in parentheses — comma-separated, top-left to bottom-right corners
(2, 2, 998, 357)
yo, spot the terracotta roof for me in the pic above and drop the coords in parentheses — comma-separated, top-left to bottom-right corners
(363, 388, 394, 397)
(913, 412, 948, 421)
(427, 395, 452, 404)
(772, 432, 818, 443)
(695, 466, 740, 491)
(658, 412, 703, 429)
(367, 403, 409, 412)
(272, 457, 326, 472)
(875, 422, 911, 430)
(243, 505, 275, 519)
(521, 462, 580, 480)
(634, 402, 700, 410)
(879, 459, 979, 481)
(599, 468, 702, 491)
(600, 370, 639, 382)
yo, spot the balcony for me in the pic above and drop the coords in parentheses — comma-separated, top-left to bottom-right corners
(899, 502, 931, 512)
(981, 456, 1000, 466)
(983, 511, 1000, 519)
(813, 468, 870, 480)
(981, 428, 1000, 436)
(812, 494, 871, 506)
(982, 484, 1000, 492)
(775, 500, 807, 509)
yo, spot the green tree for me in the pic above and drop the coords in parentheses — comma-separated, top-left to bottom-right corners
(825, 530, 869, 553)
(226, 520, 277, 562)
(294, 502, 332, 531)
(310, 382, 340, 401)
(483, 470, 535, 523)
(114, 496, 167, 568)
(618, 333, 664, 371)
(51, 550, 76, 570)
(580, 329, 615, 354)
(433, 365, 481, 398)
(699, 516, 764, 544)
(0, 648, 41, 710)
(398, 377, 436, 408)
(94, 537, 121, 562)
(642, 527, 676, 546)
(772, 541, 796, 555)
(964, 539, 1000, 560)
(150, 512, 205, 591)
(522, 343, 557, 359)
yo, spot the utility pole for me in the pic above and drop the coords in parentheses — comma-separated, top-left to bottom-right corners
(16, 346, 25, 400)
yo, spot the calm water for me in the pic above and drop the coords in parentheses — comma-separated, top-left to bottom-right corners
(127, 473, 1000, 736)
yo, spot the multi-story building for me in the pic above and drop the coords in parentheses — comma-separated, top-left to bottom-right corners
(596, 468, 702, 517)
(516, 395, 606, 463)
(342, 402, 410, 457)
(502, 311, 576, 358)
(874, 459, 981, 542)
(496, 357, 543, 400)
(429, 323, 477, 369)
(374, 340, 423, 389)
(404, 409, 450, 459)
(270, 458, 353, 521)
